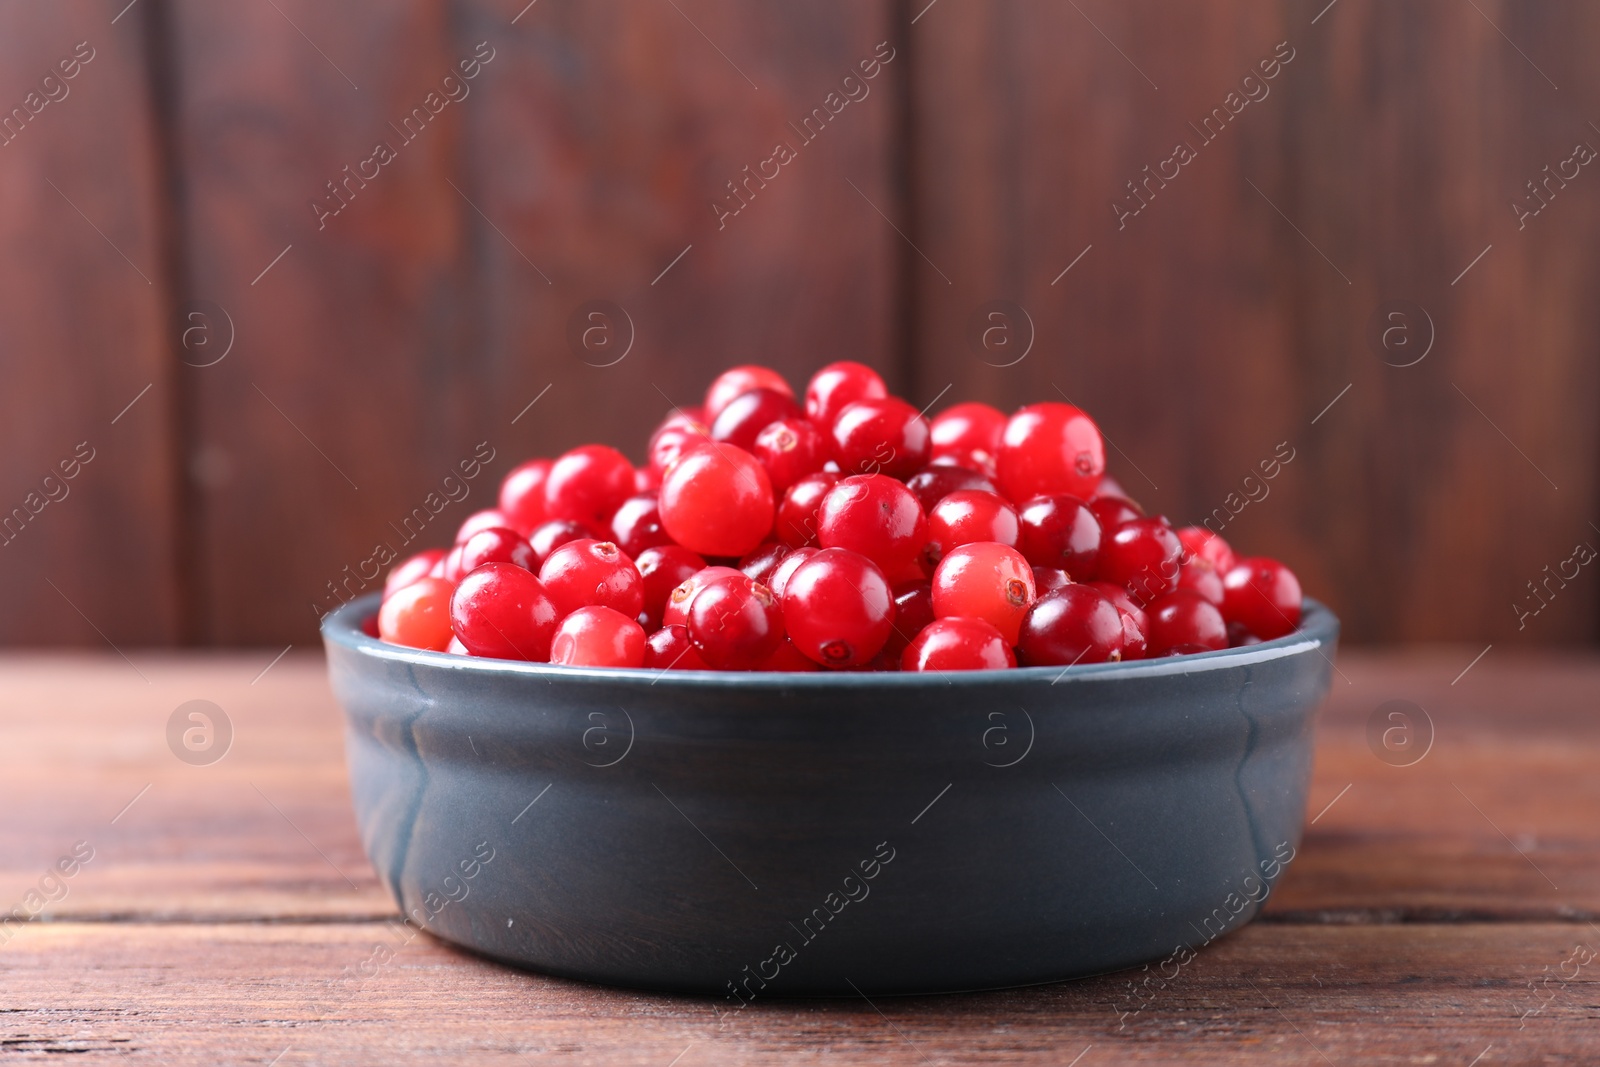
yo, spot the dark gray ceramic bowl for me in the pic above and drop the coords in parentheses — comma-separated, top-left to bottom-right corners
(323, 593, 1338, 998)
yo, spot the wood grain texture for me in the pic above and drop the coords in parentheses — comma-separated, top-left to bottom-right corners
(1, 922, 1593, 1064)
(909, 0, 1600, 647)
(162, 0, 899, 645)
(0, 0, 184, 645)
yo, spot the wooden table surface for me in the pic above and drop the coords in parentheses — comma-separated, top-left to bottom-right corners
(1, 648, 1596, 1065)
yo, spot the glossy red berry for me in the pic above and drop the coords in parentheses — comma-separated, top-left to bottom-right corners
(902, 617, 1016, 672)
(1016, 494, 1101, 579)
(543, 445, 635, 529)
(609, 494, 672, 558)
(527, 519, 596, 569)
(904, 462, 998, 514)
(1088, 495, 1144, 532)
(1222, 557, 1302, 640)
(658, 442, 775, 558)
(1097, 517, 1183, 606)
(448, 563, 560, 661)
(883, 581, 935, 661)
(538, 539, 645, 620)
(1032, 566, 1072, 595)
(931, 542, 1035, 645)
(805, 361, 888, 430)
(498, 459, 552, 532)
(687, 574, 785, 670)
(1145, 590, 1228, 657)
(759, 638, 822, 672)
(662, 565, 743, 628)
(996, 402, 1106, 502)
(634, 545, 706, 629)
(927, 491, 1019, 565)
(738, 541, 791, 587)
(437, 543, 471, 583)
(1176, 559, 1225, 606)
(550, 606, 646, 668)
(830, 397, 930, 480)
(385, 549, 446, 598)
(458, 526, 536, 574)
(754, 417, 830, 494)
(929, 402, 1006, 471)
(816, 474, 929, 580)
(648, 412, 711, 476)
(767, 547, 818, 598)
(776, 471, 841, 547)
(1177, 526, 1237, 574)
(1017, 585, 1124, 666)
(456, 508, 514, 544)
(711, 387, 800, 452)
(644, 624, 710, 671)
(781, 548, 894, 668)
(378, 576, 456, 651)
(705, 366, 794, 422)
(1087, 581, 1149, 661)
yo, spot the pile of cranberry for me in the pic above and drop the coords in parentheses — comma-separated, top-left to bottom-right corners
(375, 363, 1303, 673)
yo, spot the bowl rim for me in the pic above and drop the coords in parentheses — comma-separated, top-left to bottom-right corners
(322, 592, 1338, 689)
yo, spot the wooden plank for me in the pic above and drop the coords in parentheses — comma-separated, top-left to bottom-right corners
(0, 651, 1596, 922)
(0, 0, 184, 644)
(166, 0, 899, 645)
(1, 922, 1593, 1063)
(909, 0, 1600, 646)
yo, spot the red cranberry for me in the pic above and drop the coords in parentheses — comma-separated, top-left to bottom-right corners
(658, 442, 775, 557)
(687, 574, 785, 670)
(711, 388, 801, 451)
(458, 526, 536, 574)
(378, 576, 455, 651)
(1016, 494, 1102, 579)
(767, 547, 818, 598)
(543, 445, 635, 529)
(1092, 473, 1129, 500)
(927, 491, 1020, 565)
(1016, 585, 1124, 666)
(662, 565, 743, 628)
(902, 617, 1016, 672)
(738, 541, 791, 587)
(528, 519, 595, 569)
(705, 366, 794, 422)
(448, 564, 559, 661)
(754, 417, 830, 494)
(776, 471, 840, 547)
(498, 459, 552, 532)
(550, 606, 646, 668)
(610, 494, 671, 557)
(1176, 560, 1225, 606)
(804, 361, 888, 429)
(456, 508, 514, 544)
(1222, 557, 1302, 640)
(1087, 580, 1149, 660)
(1097, 518, 1183, 606)
(437, 543, 471, 583)
(1089, 495, 1144, 532)
(781, 548, 894, 668)
(644, 624, 710, 671)
(816, 474, 929, 580)
(931, 541, 1035, 645)
(996, 402, 1106, 502)
(1177, 526, 1237, 574)
(904, 463, 998, 514)
(538, 539, 645, 620)
(883, 581, 935, 661)
(634, 545, 706, 629)
(1032, 566, 1072, 595)
(385, 549, 446, 598)
(634, 466, 660, 493)
(648, 412, 711, 475)
(930, 402, 1006, 471)
(759, 638, 822, 672)
(830, 397, 930, 480)
(1145, 590, 1227, 657)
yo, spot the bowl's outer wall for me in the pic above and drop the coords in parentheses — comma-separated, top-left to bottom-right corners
(325, 596, 1338, 997)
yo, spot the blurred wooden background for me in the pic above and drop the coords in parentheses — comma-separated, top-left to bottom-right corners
(0, 0, 1593, 648)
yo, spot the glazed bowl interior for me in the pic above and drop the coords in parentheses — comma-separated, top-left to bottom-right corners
(323, 593, 1338, 996)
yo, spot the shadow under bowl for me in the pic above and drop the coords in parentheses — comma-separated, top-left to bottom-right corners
(322, 593, 1338, 996)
